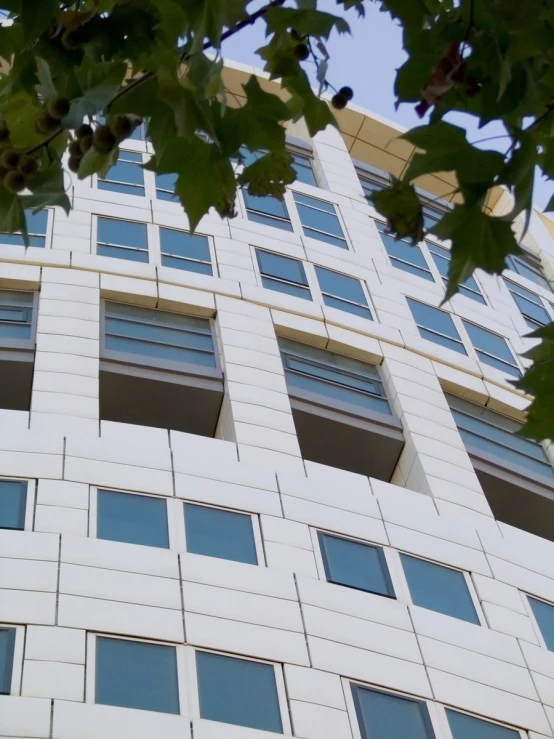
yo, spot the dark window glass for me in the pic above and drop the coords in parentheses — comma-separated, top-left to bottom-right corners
(0, 210, 47, 248)
(184, 503, 257, 564)
(352, 684, 435, 739)
(422, 203, 445, 231)
(160, 228, 212, 275)
(293, 192, 347, 249)
(256, 250, 311, 301)
(104, 302, 216, 368)
(279, 338, 391, 416)
(376, 222, 433, 281)
(505, 280, 550, 329)
(97, 490, 169, 548)
(291, 152, 317, 186)
(462, 321, 520, 378)
(96, 637, 179, 714)
(447, 710, 520, 739)
(318, 532, 394, 596)
(99, 151, 145, 197)
(407, 298, 467, 355)
(0, 479, 27, 530)
(156, 173, 177, 201)
(196, 651, 282, 733)
(427, 242, 486, 304)
(0, 290, 34, 342)
(506, 254, 551, 292)
(97, 217, 148, 263)
(359, 175, 388, 201)
(315, 266, 372, 319)
(0, 628, 15, 694)
(447, 394, 554, 482)
(401, 554, 479, 623)
(528, 596, 554, 651)
(244, 190, 293, 231)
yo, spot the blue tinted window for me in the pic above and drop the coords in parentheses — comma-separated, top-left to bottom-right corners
(352, 685, 435, 739)
(505, 280, 550, 329)
(315, 266, 372, 319)
(407, 298, 467, 355)
(291, 152, 317, 186)
(0, 290, 34, 342)
(529, 597, 554, 651)
(256, 250, 311, 301)
(506, 254, 551, 291)
(422, 204, 444, 231)
(293, 192, 347, 249)
(184, 504, 257, 564)
(99, 151, 145, 197)
(376, 222, 433, 281)
(97, 490, 169, 548)
(0, 209, 48, 248)
(160, 228, 212, 275)
(104, 303, 216, 368)
(97, 218, 148, 263)
(0, 628, 15, 694)
(196, 651, 282, 732)
(244, 190, 292, 231)
(462, 321, 520, 378)
(401, 554, 479, 623)
(0, 479, 27, 530)
(359, 175, 387, 201)
(156, 173, 177, 201)
(427, 242, 486, 304)
(447, 710, 519, 739)
(318, 532, 394, 596)
(96, 637, 179, 714)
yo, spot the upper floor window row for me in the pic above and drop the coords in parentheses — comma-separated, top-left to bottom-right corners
(506, 252, 552, 292)
(238, 146, 318, 187)
(0, 209, 48, 249)
(505, 278, 552, 330)
(96, 216, 213, 275)
(407, 298, 521, 379)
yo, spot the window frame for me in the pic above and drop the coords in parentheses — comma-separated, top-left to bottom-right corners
(157, 226, 214, 276)
(424, 238, 487, 305)
(0, 209, 52, 250)
(96, 149, 146, 198)
(312, 529, 396, 598)
(313, 264, 373, 320)
(505, 252, 552, 293)
(0, 624, 24, 696)
(94, 214, 150, 264)
(0, 478, 32, 532)
(524, 593, 554, 652)
(180, 500, 265, 566)
(292, 191, 350, 250)
(406, 297, 468, 356)
(504, 277, 552, 330)
(460, 319, 522, 379)
(100, 300, 222, 381)
(441, 707, 526, 739)
(240, 189, 294, 232)
(185, 647, 292, 734)
(253, 248, 312, 301)
(375, 220, 435, 283)
(287, 145, 318, 188)
(86, 633, 188, 715)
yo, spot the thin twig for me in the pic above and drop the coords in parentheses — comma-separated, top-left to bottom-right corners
(27, 127, 64, 155)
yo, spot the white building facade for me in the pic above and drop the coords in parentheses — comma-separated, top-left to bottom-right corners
(1, 62, 554, 739)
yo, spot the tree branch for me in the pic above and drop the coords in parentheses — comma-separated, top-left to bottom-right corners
(27, 127, 64, 155)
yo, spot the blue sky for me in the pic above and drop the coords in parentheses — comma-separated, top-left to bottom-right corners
(223, 1, 553, 210)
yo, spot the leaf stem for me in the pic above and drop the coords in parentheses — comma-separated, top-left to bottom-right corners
(26, 127, 64, 155)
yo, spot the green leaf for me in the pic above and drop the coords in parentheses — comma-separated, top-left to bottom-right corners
(21, 0, 57, 45)
(371, 180, 424, 243)
(21, 162, 70, 214)
(516, 323, 554, 440)
(432, 205, 521, 301)
(264, 7, 350, 39)
(0, 186, 25, 239)
(77, 146, 118, 180)
(498, 131, 536, 229)
(35, 57, 57, 102)
(237, 151, 295, 198)
(65, 60, 127, 128)
(1, 91, 45, 148)
(545, 194, 554, 212)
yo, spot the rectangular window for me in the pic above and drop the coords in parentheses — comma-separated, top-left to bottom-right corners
(421, 202, 445, 231)
(462, 321, 520, 378)
(315, 266, 372, 319)
(318, 531, 395, 597)
(244, 190, 293, 231)
(280, 339, 391, 416)
(0, 628, 15, 694)
(506, 253, 551, 292)
(256, 249, 311, 300)
(98, 150, 145, 197)
(97, 217, 148, 263)
(95, 637, 179, 714)
(351, 684, 435, 739)
(97, 489, 169, 549)
(446, 710, 520, 739)
(160, 228, 212, 275)
(357, 170, 390, 202)
(528, 596, 554, 651)
(196, 651, 283, 733)
(293, 192, 348, 248)
(407, 298, 467, 355)
(376, 221, 433, 281)
(427, 242, 486, 304)
(0, 479, 27, 530)
(401, 554, 479, 624)
(104, 302, 217, 369)
(447, 395, 554, 483)
(0, 210, 48, 248)
(156, 173, 177, 201)
(505, 279, 550, 329)
(184, 503, 258, 565)
(0, 290, 34, 343)
(291, 151, 317, 186)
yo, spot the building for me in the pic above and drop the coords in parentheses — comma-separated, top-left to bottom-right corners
(1, 60, 554, 739)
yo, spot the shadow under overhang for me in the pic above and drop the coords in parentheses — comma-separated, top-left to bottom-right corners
(0, 350, 33, 411)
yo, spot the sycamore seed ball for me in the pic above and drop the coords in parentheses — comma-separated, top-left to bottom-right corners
(67, 155, 81, 173)
(92, 125, 117, 152)
(0, 149, 20, 170)
(4, 170, 25, 193)
(47, 96, 70, 121)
